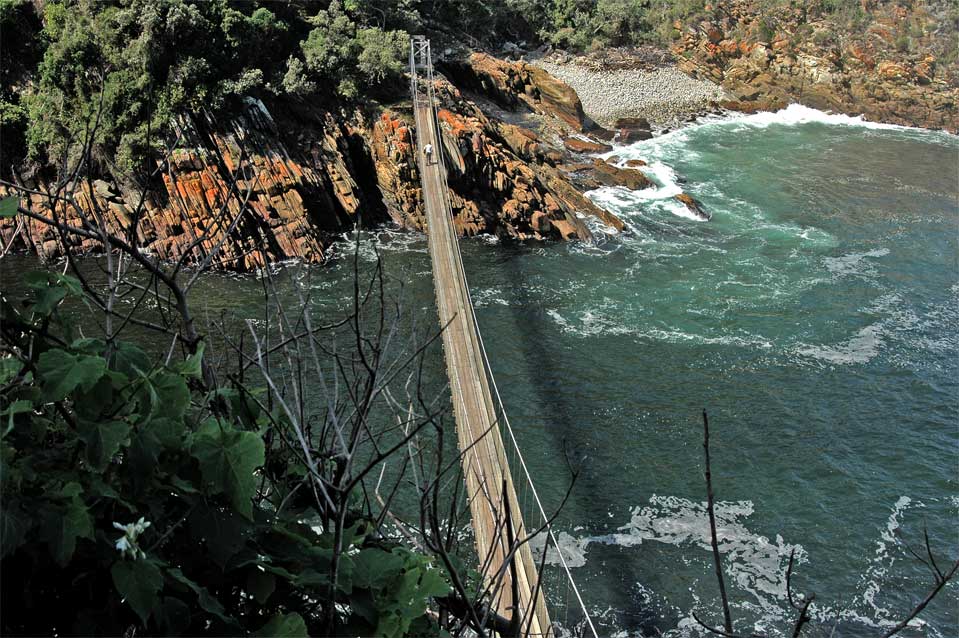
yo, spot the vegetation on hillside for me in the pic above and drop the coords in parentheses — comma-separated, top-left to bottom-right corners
(1, 0, 410, 172)
(3, 0, 955, 173)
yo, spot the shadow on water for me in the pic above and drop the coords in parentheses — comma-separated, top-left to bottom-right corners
(493, 240, 667, 636)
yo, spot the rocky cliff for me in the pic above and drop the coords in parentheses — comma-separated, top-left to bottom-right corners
(2, 56, 644, 270)
(670, 0, 957, 132)
(2, 101, 376, 270)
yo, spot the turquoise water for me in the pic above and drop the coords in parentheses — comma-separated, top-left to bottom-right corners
(5, 108, 956, 636)
(465, 109, 959, 637)
(450, 108, 959, 636)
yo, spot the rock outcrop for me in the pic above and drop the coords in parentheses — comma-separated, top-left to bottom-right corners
(3, 53, 641, 270)
(670, 0, 957, 132)
(2, 101, 359, 269)
(563, 137, 613, 154)
(674, 193, 710, 221)
(442, 52, 591, 132)
(370, 76, 625, 240)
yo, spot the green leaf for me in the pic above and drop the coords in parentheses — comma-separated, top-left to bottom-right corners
(246, 568, 276, 604)
(151, 372, 191, 420)
(71, 337, 106, 355)
(190, 420, 264, 519)
(2, 399, 32, 438)
(111, 559, 163, 625)
(110, 341, 151, 378)
(0, 195, 18, 218)
(37, 349, 107, 402)
(349, 589, 378, 625)
(416, 566, 451, 599)
(74, 374, 115, 420)
(128, 425, 162, 489)
(167, 568, 234, 626)
(78, 419, 130, 471)
(25, 270, 83, 296)
(353, 547, 404, 590)
(176, 341, 205, 379)
(39, 482, 93, 565)
(0, 357, 22, 385)
(254, 612, 308, 638)
(24, 271, 83, 316)
(187, 505, 249, 569)
(151, 417, 186, 449)
(31, 284, 66, 317)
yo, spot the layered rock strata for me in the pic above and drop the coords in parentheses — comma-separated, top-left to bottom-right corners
(3, 56, 641, 270)
(2, 101, 373, 270)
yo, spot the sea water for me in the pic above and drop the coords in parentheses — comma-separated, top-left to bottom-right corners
(449, 107, 959, 636)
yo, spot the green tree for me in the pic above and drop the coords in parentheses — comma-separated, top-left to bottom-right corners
(299, 0, 407, 99)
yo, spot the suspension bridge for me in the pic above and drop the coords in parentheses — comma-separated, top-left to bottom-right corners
(409, 37, 597, 637)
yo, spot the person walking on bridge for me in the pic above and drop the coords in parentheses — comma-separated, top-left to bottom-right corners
(423, 143, 433, 165)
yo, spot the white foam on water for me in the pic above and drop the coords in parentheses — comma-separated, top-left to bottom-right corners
(566, 495, 807, 629)
(328, 226, 429, 263)
(586, 184, 706, 223)
(547, 305, 773, 348)
(633, 162, 684, 200)
(559, 495, 950, 637)
(470, 287, 510, 308)
(807, 497, 931, 634)
(529, 531, 589, 569)
(727, 103, 904, 130)
(601, 105, 954, 179)
(823, 247, 890, 278)
(586, 150, 710, 224)
(795, 292, 928, 366)
(796, 323, 884, 365)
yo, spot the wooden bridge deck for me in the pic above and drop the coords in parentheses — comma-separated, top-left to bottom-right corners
(413, 101, 552, 636)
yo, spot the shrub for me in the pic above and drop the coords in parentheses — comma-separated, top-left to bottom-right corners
(0, 273, 451, 636)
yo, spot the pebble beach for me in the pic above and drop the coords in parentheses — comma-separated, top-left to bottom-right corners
(535, 58, 728, 130)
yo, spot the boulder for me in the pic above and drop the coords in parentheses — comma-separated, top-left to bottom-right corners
(524, 64, 589, 130)
(876, 60, 909, 82)
(675, 193, 711, 221)
(702, 22, 724, 44)
(613, 116, 652, 131)
(563, 137, 613, 154)
(590, 159, 653, 190)
(444, 53, 589, 131)
(618, 128, 654, 143)
(530, 210, 551, 233)
(588, 127, 618, 141)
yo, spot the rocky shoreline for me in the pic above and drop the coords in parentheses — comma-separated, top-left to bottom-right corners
(6, 8, 954, 272)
